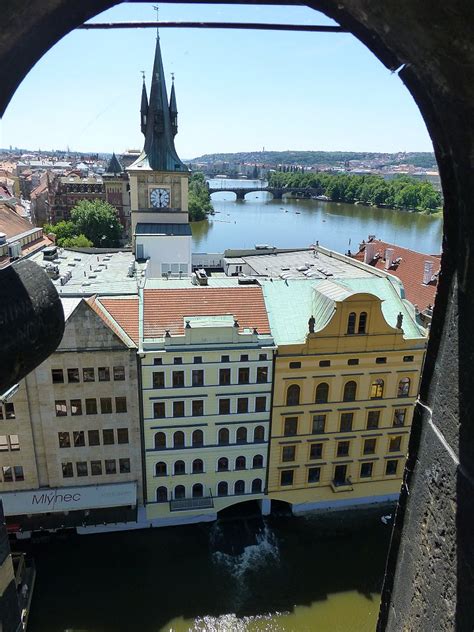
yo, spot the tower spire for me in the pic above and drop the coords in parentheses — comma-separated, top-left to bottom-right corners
(140, 71, 148, 135)
(169, 73, 178, 137)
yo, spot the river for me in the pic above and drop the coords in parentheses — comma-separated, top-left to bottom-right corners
(191, 179, 443, 255)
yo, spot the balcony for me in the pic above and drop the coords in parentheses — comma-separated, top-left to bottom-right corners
(169, 495, 214, 512)
(331, 479, 354, 493)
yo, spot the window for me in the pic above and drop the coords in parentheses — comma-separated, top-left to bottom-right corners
(337, 441, 350, 457)
(113, 365, 125, 381)
(235, 455, 246, 470)
(218, 481, 228, 496)
(386, 459, 399, 475)
(174, 460, 186, 475)
(117, 428, 129, 444)
(154, 402, 166, 419)
(83, 367, 95, 382)
(58, 432, 70, 448)
(2, 466, 13, 482)
(91, 461, 102, 476)
(70, 399, 82, 416)
(280, 470, 294, 486)
(221, 355, 230, 363)
(100, 398, 112, 414)
(348, 358, 359, 366)
(192, 429, 203, 447)
(85, 398, 97, 414)
(234, 480, 245, 495)
(217, 457, 229, 471)
(259, 354, 267, 361)
(282, 446, 296, 462)
(289, 361, 301, 369)
(153, 372, 165, 388)
(51, 369, 64, 383)
(253, 454, 263, 469)
(193, 459, 204, 474)
(334, 464, 348, 484)
(319, 360, 331, 367)
(370, 379, 384, 399)
(55, 400, 67, 416)
(115, 397, 127, 413)
(254, 426, 265, 442)
(153, 358, 163, 366)
(5, 403, 15, 419)
(173, 431, 185, 448)
(218, 428, 229, 445)
(105, 460, 116, 474)
(340, 412, 353, 432)
(192, 370, 204, 386)
(155, 432, 166, 449)
(219, 368, 231, 385)
(88, 429, 100, 446)
(343, 381, 357, 402)
(393, 408, 406, 427)
(312, 414, 326, 434)
(251, 478, 262, 493)
(194, 356, 202, 364)
(237, 398, 249, 413)
(219, 399, 230, 415)
(173, 401, 185, 418)
(309, 443, 323, 459)
(193, 483, 204, 498)
(389, 436, 402, 452)
(8, 435, 19, 451)
(286, 384, 300, 406)
(367, 410, 380, 429)
(236, 427, 248, 443)
(257, 366, 268, 383)
(174, 485, 185, 499)
(98, 367, 110, 381)
(255, 396, 266, 412)
(403, 355, 414, 363)
(103, 429, 114, 445)
(0, 436, 7, 451)
(360, 462, 373, 478)
(14, 466, 24, 481)
(238, 367, 250, 384)
(308, 467, 321, 483)
(62, 462, 73, 478)
(174, 357, 183, 365)
(76, 462, 88, 477)
(156, 487, 168, 502)
(398, 377, 411, 397)
(358, 312, 367, 334)
(315, 382, 329, 404)
(172, 371, 184, 387)
(376, 357, 387, 364)
(240, 354, 249, 361)
(155, 462, 167, 476)
(284, 417, 298, 436)
(347, 312, 356, 334)
(363, 438, 377, 455)
(67, 368, 80, 383)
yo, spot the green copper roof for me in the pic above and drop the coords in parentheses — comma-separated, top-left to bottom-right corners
(105, 152, 123, 175)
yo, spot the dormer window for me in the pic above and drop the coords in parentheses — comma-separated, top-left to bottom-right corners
(358, 312, 367, 334)
(347, 312, 356, 334)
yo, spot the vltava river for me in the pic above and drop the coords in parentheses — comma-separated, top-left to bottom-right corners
(191, 179, 443, 255)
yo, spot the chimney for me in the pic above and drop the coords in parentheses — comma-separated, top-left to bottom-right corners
(423, 261, 434, 284)
(384, 248, 395, 270)
(364, 241, 376, 264)
(0, 233, 6, 245)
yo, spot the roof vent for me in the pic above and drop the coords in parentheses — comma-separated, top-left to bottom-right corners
(423, 261, 434, 284)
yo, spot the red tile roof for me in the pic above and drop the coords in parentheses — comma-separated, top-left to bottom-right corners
(93, 296, 139, 344)
(143, 286, 270, 338)
(353, 238, 440, 312)
(0, 202, 34, 239)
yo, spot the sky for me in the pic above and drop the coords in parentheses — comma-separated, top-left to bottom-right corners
(0, 3, 434, 158)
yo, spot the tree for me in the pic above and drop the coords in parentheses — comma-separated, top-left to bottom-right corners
(188, 172, 213, 221)
(43, 221, 76, 245)
(60, 234, 93, 248)
(70, 199, 122, 247)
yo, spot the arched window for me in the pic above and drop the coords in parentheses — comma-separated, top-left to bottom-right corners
(251, 478, 262, 493)
(236, 427, 247, 444)
(192, 483, 203, 498)
(398, 377, 411, 397)
(155, 462, 167, 477)
(253, 454, 263, 469)
(154, 432, 166, 450)
(234, 480, 245, 495)
(192, 429, 204, 447)
(217, 457, 229, 471)
(156, 486, 167, 503)
(315, 382, 329, 404)
(174, 485, 185, 499)
(173, 431, 185, 448)
(286, 384, 300, 406)
(358, 312, 367, 334)
(174, 460, 186, 475)
(217, 481, 228, 496)
(343, 380, 357, 402)
(347, 312, 356, 334)
(218, 428, 229, 445)
(192, 459, 204, 474)
(254, 426, 265, 442)
(370, 379, 384, 399)
(235, 456, 246, 470)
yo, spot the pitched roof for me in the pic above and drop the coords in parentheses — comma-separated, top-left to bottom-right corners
(92, 296, 139, 345)
(143, 286, 270, 339)
(105, 152, 123, 175)
(0, 202, 34, 239)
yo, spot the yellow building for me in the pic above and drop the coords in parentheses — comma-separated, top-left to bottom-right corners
(262, 276, 425, 513)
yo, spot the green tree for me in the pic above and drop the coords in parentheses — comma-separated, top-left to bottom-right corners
(188, 172, 213, 221)
(70, 199, 122, 247)
(43, 220, 76, 245)
(60, 234, 93, 248)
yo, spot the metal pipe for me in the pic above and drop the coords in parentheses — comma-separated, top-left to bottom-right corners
(78, 21, 346, 33)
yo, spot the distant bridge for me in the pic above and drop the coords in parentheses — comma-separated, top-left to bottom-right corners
(207, 186, 322, 200)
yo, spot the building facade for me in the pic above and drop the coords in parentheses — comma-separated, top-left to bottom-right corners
(102, 153, 131, 235)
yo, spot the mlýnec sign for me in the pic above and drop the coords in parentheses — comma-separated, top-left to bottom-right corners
(0, 482, 137, 515)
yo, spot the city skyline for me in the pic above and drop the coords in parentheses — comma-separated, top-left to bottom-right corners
(0, 3, 433, 157)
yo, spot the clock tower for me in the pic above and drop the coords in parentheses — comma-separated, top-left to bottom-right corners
(128, 33, 192, 278)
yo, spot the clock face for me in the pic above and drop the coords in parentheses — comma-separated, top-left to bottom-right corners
(150, 188, 170, 208)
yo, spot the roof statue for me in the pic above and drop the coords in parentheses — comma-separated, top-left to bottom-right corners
(105, 152, 123, 175)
